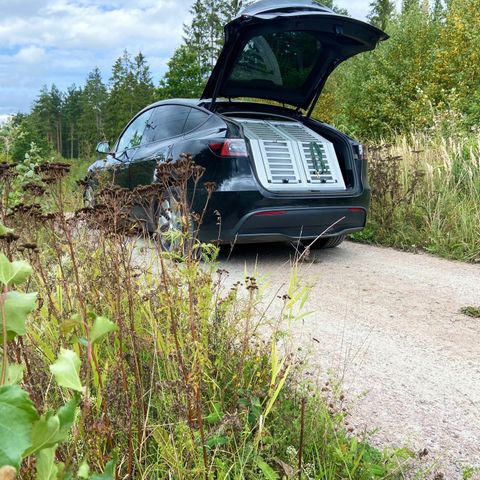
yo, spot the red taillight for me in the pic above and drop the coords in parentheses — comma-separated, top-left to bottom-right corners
(254, 210, 287, 216)
(209, 139, 248, 157)
(348, 208, 364, 213)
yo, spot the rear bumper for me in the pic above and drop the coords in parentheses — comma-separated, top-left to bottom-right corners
(201, 204, 367, 244)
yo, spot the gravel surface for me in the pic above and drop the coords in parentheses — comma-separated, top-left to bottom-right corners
(219, 241, 480, 478)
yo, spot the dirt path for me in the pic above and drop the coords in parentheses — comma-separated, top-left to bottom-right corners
(219, 241, 480, 478)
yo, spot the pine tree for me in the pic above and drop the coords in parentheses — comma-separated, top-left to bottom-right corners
(62, 85, 82, 158)
(183, 0, 245, 79)
(368, 0, 396, 30)
(103, 50, 156, 141)
(402, 0, 420, 13)
(30, 85, 63, 154)
(78, 67, 108, 155)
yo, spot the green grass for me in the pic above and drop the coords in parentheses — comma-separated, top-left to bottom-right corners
(352, 132, 480, 263)
(460, 306, 480, 318)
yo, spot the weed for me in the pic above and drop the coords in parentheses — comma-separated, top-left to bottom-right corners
(460, 306, 480, 319)
(0, 151, 412, 479)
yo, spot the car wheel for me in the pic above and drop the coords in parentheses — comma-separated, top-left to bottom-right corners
(306, 234, 346, 249)
(83, 183, 95, 208)
(155, 189, 199, 257)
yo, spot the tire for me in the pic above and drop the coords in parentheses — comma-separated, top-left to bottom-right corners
(154, 188, 200, 257)
(83, 183, 95, 208)
(306, 234, 346, 249)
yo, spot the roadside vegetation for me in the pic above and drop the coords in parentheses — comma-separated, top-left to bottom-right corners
(1, 0, 479, 262)
(0, 0, 477, 477)
(0, 150, 413, 478)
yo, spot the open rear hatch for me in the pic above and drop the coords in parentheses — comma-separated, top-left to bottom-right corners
(202, 0, 388, 111)
(233, 117, 345, 192)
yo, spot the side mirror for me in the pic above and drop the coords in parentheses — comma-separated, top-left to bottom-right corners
(96, 141, 111, 154)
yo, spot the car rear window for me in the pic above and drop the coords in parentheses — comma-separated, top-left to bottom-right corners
(228, 31, 322, 90)
(144, 105, 191, 143)
(183, 108, 209, 133)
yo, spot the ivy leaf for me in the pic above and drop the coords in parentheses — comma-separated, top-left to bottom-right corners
(36, 446, 58, 480)
(49, 349, 83, 392)
(90, 316, 117, 345)
(1, 291, 37, 341)
(0, 385, 39, 471)
(0, 254, 33, 287)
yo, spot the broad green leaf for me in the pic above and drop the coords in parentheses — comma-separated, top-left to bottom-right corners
(0, 224, 13, 236)
(256, 457, 279, 480)
(49, 349, 83, 392)
(205, 402, 223, 424)
(23, 413, 60, 457)
(0, 363, 23, 385)
(22, 395, 78, 457)
(56, 395, 78, 441)
(77, 461, 90, 478)
(0, 254, 33, 286)
(91, 458, 116, 480)
(36, 446, 58, 480)
(90, 316, 117, 345)
(0, 385, 38, 470)
(206, 435, 229, 448)
(1, 291, 37, 341)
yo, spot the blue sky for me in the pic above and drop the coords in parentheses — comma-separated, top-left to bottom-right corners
(0, 0, 373, 120)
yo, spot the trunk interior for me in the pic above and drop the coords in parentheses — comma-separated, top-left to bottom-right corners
(223, 111, 356, 194)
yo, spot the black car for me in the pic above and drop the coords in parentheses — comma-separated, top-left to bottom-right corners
(88, 0, 387, 249)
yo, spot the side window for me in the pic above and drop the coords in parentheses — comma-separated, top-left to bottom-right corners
(116, 109, 152, 153)
(144, 105, 191, 144)
(184, 108, 210, 133)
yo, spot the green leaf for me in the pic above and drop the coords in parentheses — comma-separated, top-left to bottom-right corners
(49, 349, 83, 392)
(36, 446, 58, 480)
(206, 435, 229, 448)
(0, 254, 33, 286)
(1, 291, 37, 341)
(0, 363, 23, 385)
(205, 402, 223, 425)
(24, 413, 59, 457)
(256, 457, 279, 480)
(0, 385, 38, 470)
(0, 224, 13, 236)
(77, 460, 90, 478)
(56, 395, 78, 441)
(90, 458, 116, 480)
(90, 316, 117, 345)
(23, 395, 78, 457)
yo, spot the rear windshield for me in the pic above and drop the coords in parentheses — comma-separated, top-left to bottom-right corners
(228, 31, 322, 90)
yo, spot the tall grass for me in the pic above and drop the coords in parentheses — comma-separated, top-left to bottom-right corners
(0, 154, 412, 478)
(354, 132, 480, 262)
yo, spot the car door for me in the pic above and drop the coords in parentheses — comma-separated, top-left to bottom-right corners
(128, 104, 192, 189)
(110, 108, 154, 188)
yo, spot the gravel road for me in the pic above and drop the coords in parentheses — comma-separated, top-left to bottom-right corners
(218, 241, 480, 478)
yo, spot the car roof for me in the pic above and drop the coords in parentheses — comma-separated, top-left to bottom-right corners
(238, 0, 334, 17)
(144, 98, 203, 110)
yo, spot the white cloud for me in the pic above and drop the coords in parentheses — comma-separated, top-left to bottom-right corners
(0, 114, 12, 125)
(0, 0, 386, 116)
(15, 46, 46, 64)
